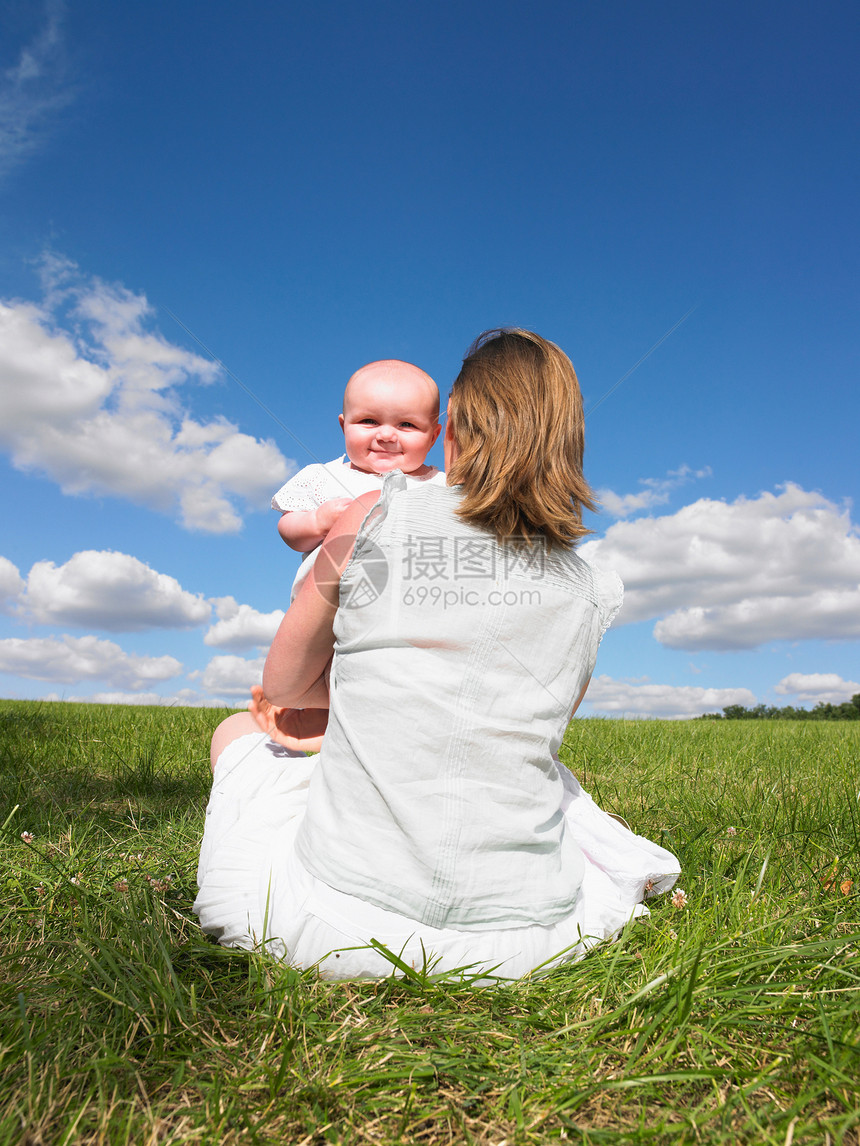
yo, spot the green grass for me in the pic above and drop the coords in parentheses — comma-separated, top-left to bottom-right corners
(2, 700, 859, 1144)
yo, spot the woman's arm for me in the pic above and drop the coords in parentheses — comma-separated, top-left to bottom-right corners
(570, 675, 591, 719)
(263, 490, 381, 708)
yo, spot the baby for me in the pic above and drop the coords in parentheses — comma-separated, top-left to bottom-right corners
(272, 360, 445, 599)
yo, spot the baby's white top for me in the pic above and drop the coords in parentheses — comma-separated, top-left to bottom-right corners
(272, 455, 446, 513)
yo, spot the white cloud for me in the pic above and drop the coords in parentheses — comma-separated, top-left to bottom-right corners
(582, 484, 860, 650)
(598, 465, 711, 518)
(774, 673, 860, 704)
(0, 2, 73, 184)
(204, 596, 284, 650)
(24, 550, 211, 631)
(0, 634, 182, 688)
(45, 688, 236, 708)
(161, 687, 241, 708)
(0, 258, 294, 532)
(43, 690, 172, 706)
(0, 556, 25, 612)
(654, 593, 860, 651)
(584, 674, 757, 719)
(195, 653, 266, 697)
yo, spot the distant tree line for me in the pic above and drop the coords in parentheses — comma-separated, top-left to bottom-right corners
(700, 694, 860, 720)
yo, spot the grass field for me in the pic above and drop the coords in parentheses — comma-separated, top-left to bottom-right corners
(2, 699, 859, 1145)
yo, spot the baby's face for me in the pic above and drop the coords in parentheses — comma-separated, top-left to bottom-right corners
(340, 363, 441, 476)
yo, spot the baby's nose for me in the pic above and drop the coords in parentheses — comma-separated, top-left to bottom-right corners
(375, 425, 398, 440)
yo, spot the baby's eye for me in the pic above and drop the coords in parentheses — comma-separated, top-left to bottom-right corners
(399, 421, 418, 429)
(358, 418, 378, 425)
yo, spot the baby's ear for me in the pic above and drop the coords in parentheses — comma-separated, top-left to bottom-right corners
(338, 413, 345, 431)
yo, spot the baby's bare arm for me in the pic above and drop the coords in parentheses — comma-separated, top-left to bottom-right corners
(277, 498, 354, 551)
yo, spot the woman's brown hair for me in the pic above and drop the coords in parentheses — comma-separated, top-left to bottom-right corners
(447, 328, 597, 548)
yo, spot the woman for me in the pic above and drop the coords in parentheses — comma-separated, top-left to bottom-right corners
(195, 329, 679, 979)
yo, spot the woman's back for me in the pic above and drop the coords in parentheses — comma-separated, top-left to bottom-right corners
(295, 475, 623, 930)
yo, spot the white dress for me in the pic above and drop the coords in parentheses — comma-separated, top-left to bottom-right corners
(195, 475, 680, 980)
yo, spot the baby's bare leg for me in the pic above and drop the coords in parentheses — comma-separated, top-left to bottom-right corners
(209, 712, 261, 772)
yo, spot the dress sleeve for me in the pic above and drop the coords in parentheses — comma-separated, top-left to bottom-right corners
(271, 465, 327, 512)
(593, 566, 624, 639)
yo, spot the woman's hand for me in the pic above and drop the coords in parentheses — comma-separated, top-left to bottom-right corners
(248, 684, 328, 754)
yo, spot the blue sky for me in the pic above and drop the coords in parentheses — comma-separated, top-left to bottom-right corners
(0, 0, 857, 716)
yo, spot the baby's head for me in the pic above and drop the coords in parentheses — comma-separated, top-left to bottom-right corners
(339, 360, 441, 476)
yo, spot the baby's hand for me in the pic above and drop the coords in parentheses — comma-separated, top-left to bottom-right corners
(248, 684, 328, 752)
(313, 497, 354, 536)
